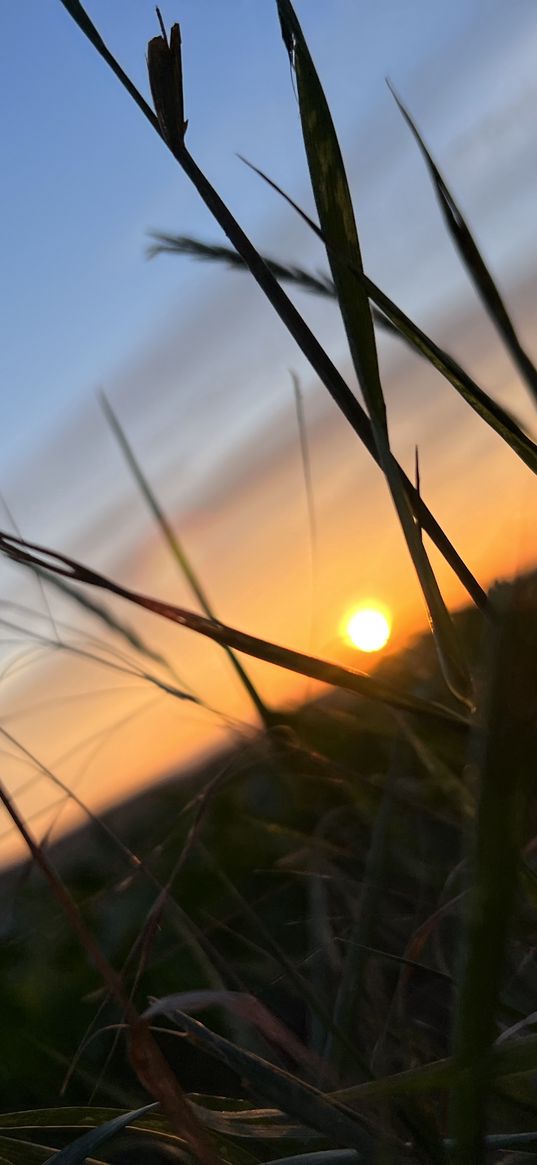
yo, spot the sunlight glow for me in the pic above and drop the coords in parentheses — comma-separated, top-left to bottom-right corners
(344, 605, 392, 653)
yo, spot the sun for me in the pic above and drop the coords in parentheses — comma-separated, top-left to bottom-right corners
(344, 605, 392, 653)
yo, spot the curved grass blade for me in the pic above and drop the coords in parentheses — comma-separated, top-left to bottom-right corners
(239, 158, 537, 473)
(334, 1027, 537, 1106)
(149, 230, 537, 475)
(0, 1109, 180, 1154)
(145, 990, 318, 1076)
(0, 1137, 105, 1165)
(0, 531, 469, 728)
(144, 1008, 375, 1156)
(449, 578, 537, 1162)
(100, 392, 272, 728)
(59, 0, 488, 614)
(389, 81, 537, 407)
(277, 0, 473, 707)
(263, 1154, 359, 1165)
(31, 563, 182, 675)
(361, 272, 537, 475)
(276, 0, 385, 432)
(148, 233, 337, 299)
(42, 1104, 158, 1165)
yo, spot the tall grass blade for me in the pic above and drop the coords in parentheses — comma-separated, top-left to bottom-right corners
(238, 159, 537, 471)
(276, 0, 385, 431)
(361, 272, 537, 474)
(31, 563, 181, 675)
(449, 578, 537, 1162)
(148, 233, 337, 299)
(277, 0, 472, 707)
(42, 1103, 158, 1165)
(389, 82, 537, 407)
(0, 531, 470, 728)
(100, 393, 272, 727)
(145, 1006, 375, 1156)
(149, 232, 537, 474)
(325, 764, 396, 1079)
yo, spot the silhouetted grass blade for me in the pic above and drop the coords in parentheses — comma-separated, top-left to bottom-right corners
(149, 233, 537, 475)
(101, 393, 272, 728)
(390, 81, 537, 408)
(449, 578, 537, 1161)
(276, 0, 385, 433)
(237, 159, 537, 472)
(148, 233, 337, 298)
(0, 531, 469, 728)
(361, 272, 537, 475)
(277, 0, 473, 707)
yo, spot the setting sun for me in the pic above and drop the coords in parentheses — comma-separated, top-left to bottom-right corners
(344, 605, 392, 653)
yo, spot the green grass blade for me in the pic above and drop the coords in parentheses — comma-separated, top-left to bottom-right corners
(0, 1137, 105, 1165)
(263, 1154, 359, 1165)
(145, 1008, 375, 1156)
(389, 82, 537, 407)
(277, 0, 472, 707)
(0, 1109, 167, 1136)
(276, 0, 385, 433)
(100, 392, 272, 728)
(42, 1104, 159, 1164)
(449, 579, 537, 1162)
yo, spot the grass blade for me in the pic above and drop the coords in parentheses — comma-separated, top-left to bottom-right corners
(0, 1137, 106, 1165)
(144, 1007, 375, 1156)
(100, 392, 272, 728)
(148, 232, 337, 299)
(325, 760, 397, 1079)
(277, 0, 472, 707)
(389, 81, 537, 408)
(0, 530, 470, 728)
(31, 562, 182, 675)
(42, 1103, 158, 1165)
(276, 0, 385, 431)
(149, 231, 537, 475)
(449, 578, 537, 1161)
(361, 271, 537, 475)
(257, 1154, 359, 1165)
(237, 158, 537, 472)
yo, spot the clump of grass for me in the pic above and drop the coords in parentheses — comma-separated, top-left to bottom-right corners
(1, 3, 536, 1164)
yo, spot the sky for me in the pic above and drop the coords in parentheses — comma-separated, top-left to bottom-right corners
(1, 0, 537, 862)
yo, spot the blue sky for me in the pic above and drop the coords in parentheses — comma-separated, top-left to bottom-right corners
(4, 0, 535, 507)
